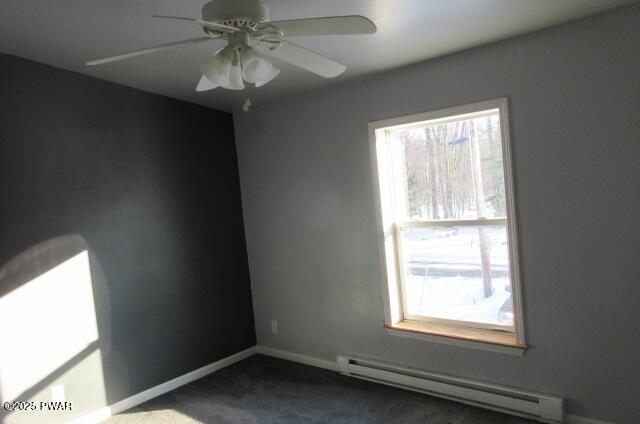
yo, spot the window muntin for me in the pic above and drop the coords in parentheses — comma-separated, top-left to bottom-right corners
(372, 100, 522, 338)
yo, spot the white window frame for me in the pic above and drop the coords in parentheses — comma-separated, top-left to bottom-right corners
(369, 98, 526, 346)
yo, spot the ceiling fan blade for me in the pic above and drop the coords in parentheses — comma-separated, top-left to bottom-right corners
(262, 15, 376, 37)
(196, 75, 219, 92)
(258, 40, 346, 78)
(154, 15, 239, 33)
(86, 37, 214, 66)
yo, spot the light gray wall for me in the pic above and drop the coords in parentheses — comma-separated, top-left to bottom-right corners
(234, 5, 640, 423)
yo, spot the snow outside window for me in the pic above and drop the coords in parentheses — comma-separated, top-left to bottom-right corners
(371, 99, 524, 340)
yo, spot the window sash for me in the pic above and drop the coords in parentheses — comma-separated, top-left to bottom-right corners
(394, 221, 515, 333)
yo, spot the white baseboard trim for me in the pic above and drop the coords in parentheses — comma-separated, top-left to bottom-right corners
(565, 415, 615, 424)
(257, 345, 339, 372)
(67, 345, 258, 424)
(67, 344, 616, 424)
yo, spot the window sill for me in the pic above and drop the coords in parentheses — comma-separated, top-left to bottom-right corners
(385, 320, 527, 356)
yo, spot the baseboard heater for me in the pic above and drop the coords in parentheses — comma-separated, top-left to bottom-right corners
(337, 356, 563, 423)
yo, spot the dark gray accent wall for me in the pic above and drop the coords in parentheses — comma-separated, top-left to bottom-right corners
(0, 53, 255, 423)
(234, 5, 640, 424)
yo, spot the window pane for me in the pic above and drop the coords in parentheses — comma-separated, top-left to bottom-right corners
(391, 112, 506, 220)
(401, 225, 513, 327)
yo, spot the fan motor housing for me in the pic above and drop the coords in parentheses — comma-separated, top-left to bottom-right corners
(202, 0, 270, 30)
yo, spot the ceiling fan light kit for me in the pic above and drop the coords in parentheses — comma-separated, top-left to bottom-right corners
(242, 47, 273, 83)
(227, 64, 245, 90)
(255, 67, 280, 88)
(195, 74, 218, 92)
(87, 0, 377, 93)
(200, 47, 233, 86)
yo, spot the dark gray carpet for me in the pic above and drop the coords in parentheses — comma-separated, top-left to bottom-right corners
(107, 354, 537, 424)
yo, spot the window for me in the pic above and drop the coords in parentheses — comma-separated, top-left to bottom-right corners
(370, 99, 524, 351)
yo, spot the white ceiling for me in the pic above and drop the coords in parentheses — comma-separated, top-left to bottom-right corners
(0, 0, 635, 113)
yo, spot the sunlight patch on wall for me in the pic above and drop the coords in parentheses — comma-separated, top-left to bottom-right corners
(0, 251, 103, 404)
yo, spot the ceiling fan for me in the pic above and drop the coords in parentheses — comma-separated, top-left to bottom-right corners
(86, 0, 377, 92)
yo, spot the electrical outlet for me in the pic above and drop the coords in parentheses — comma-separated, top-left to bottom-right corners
(271, 319, 278, 334)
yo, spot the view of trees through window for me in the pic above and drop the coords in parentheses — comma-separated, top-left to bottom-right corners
(398, 113, 506, 220)
(388, 110, 514, 328)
